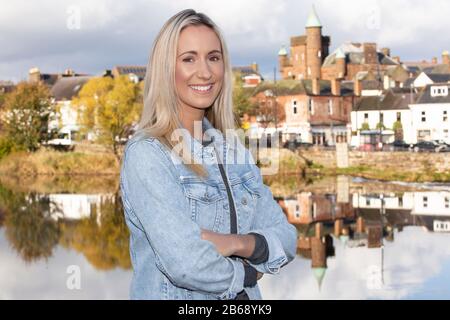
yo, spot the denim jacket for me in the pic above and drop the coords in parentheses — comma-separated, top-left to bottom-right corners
(119, 117, 297, 300)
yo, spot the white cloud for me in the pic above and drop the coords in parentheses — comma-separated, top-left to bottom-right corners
(0, 0, 450, 81)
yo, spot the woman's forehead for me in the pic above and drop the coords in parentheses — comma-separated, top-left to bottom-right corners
(177, 25, 221, 54)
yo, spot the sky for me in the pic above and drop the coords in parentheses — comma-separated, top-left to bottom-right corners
(1, 0, 450, 83)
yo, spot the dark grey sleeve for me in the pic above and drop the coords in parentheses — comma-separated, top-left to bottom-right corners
(247, 233, 269, 265)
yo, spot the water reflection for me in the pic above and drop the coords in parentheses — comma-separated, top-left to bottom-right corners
(0, 175, 449, 299)
(0, 182, 130, 269)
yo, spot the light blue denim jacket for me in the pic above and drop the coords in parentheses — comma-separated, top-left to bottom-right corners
(119, 117, 297, 300)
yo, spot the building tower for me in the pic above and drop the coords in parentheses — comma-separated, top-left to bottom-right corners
(335, 48, 346, 79)
(305, 6, 323, 80)
(278, 45, 289, 75)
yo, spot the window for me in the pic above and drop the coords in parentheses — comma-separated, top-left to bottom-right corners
(444, 110, 448, 122)
(421, 111, 426, 122)
(366, 198, 370, 206)
(431, 86, 448, 97)
(445, 197, 449, 209)
(295, 204, 300, 218)
(423, 196, 428, 208)
(364, 113, 369, 121)
(293, 100, 298, 114)
(328, 99, 333, 114)
(399, 196, 403, 207)
(418, 130, 431, 140)
(397, 112, 401, 121)
(309, 99, 314, 114)
(380, 112, 384, 124)
(444, 129, 449, 139)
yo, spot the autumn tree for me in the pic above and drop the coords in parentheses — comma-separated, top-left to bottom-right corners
(73, 76, 142, 159)
(232, 74, 256, 120)
(0, 82, 53, 152)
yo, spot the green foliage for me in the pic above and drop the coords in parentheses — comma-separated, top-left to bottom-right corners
(0, 82, 54, 152)
(393, 121, 403, 131)
(376, 122, 385, 130)
(360, 122, 370, 131)
(232, 74, 256, 117)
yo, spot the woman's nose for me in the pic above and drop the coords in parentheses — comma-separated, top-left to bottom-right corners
(196, 60, 212, 80)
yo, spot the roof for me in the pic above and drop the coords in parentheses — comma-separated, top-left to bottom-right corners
(354, 90, 416, 111)
(305, 6, 322, 28)
(50, 76, 93, 101)
(232, 66, 263, 79)
(323, 42, 398, 67)
(414, 83, 450, 104)
(113, 66, 146, 80)
(426, 73, 450, 83)
(278, 45, 288, 56)
(252, 79, 355, 97)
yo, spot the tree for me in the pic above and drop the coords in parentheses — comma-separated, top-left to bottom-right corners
(360, 122, 370, 131)
(232, 74, 256, 119)
(73, 76, 142, 160)
(393, 120, 403, 141)
(0, 82, 53, 152)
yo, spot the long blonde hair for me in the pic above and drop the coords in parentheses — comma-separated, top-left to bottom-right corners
(137, 9, 236, 177)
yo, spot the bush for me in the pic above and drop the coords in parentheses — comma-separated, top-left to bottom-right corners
(0, 136, 18, 160)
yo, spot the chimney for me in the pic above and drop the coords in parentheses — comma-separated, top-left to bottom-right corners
(381, 47, 391, 57)
(354, 78, 362, 96)
(63, 68, 75, 77)
(331, 78, 341, 96)
(312, 78, 320, 95)
(363, 42, 377, 64)
(28, 67, 41, 84)
(250, 62, 259, 73)
(432, 57, 438, 64)
(443, 51, 450, 65)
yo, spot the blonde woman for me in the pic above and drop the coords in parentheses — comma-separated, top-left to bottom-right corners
(120, 9, 297, 300)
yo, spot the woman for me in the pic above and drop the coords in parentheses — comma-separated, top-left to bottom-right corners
(120, 9, 297, 300)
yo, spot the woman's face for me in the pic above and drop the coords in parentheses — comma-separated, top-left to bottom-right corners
(175, 25, 224, 116)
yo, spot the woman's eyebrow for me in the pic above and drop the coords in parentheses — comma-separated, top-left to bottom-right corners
(178, 49, 222, 57)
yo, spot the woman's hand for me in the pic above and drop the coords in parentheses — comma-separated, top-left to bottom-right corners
(200, 229, 238, 257)
(200, 229, 255, 258)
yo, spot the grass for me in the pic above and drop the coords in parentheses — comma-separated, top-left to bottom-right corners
(0, 148, 119, 177)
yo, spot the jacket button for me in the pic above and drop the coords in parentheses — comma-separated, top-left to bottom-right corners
(241, 197, 248, 206)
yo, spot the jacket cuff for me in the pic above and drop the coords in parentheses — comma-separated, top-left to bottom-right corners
(218, 258, 246, 300)
(246, 229, 288, 274)
(247, 232, 269, 264)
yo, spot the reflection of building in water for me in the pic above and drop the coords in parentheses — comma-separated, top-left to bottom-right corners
(353, 192, 450, 233)
(278, 186, 450, 290)
(297, 222, 335, 290)
(47, 194, 115, 225)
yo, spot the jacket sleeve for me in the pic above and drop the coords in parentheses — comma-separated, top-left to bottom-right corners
(120, 138, 245, 299)
(245, 160, 298, 275)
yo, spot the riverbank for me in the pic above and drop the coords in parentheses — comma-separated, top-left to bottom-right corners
(0, 148, 119, 176)
(1, 146, 449, 183)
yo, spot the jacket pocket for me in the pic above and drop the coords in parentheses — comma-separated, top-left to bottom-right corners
(180, 177, 225, 232)
(231, 171, 261, 233)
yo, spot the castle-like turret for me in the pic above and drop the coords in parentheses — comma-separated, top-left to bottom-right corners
(305, 6, 323, 79)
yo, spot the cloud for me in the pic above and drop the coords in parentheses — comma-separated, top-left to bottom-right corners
(0, 0, 450, 82)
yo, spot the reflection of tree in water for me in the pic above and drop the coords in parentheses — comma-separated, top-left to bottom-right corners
(0, 185, 60, 263)
(0, 182, 130, 270)
(59, 192, 131, 270)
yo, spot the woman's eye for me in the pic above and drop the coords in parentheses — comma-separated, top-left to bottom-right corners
(210, 56, 221, 62)
(183, 57, 194, 63)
